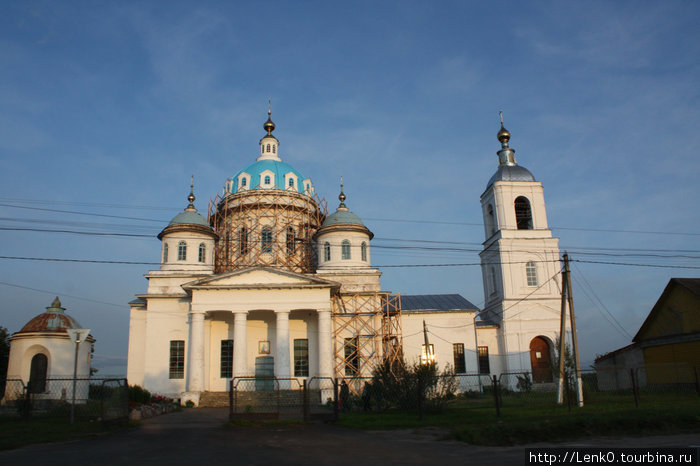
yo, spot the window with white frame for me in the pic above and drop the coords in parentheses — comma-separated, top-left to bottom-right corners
(162, 243, 168, 263)
(198, 243, 206, 263)
(341, 240, 351, 260)
(361, 242, 367, 261)
(169, 340, 185, 379)
(323, 242, 331, 261)
(526, 261, 538, 286)
(177, 241, 187, 261)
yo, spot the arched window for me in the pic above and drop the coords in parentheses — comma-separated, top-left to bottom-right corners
(29, 353, 48, 393)
(198, 243, 206, 263)
(514, 196, 533, 230)
(272, 145, 276, 154)
(305, 183, 310, 191)
(341, 240, 351, 260)
(288, 178, 294, 188)
(286, 227, 295, 254)
(487, 204, 495, 235)
(162, 243, 168, 263)
(239, 228, 248, 255)
(323, 242, 331, 261)
(261, 227, 273, 253)
(526, 261, 538, 286)
(361, 242, 367, 261)
(177, 241, 187, 261)
(266, 144, 271, 152)
(241, 178, 247, 187)
(264, 175, 271, 185)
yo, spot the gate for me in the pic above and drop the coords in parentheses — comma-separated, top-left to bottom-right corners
(229, 376, 336, 421)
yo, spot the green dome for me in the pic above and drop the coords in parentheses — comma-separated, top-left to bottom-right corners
(169, 210, 209, 227)
(321, 209, 365, 227)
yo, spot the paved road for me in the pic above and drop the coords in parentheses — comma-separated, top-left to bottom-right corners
(0, 408, 697, 465)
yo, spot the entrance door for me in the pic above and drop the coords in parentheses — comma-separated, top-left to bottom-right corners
(529, 337, 553, 383)
(255, 356, 274, 390)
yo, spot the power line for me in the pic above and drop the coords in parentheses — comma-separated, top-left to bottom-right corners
(0, 227, 153, 238)
(0, 256, 158, 265)
(0, 281, 124, 308)
(571, 264, 633, 340)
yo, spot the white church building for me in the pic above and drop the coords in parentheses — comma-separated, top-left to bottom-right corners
(126, 111, 563, 404)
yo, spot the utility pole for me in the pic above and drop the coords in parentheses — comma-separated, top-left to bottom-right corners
(556, 254, 584, 407)
(422, 320, 433, 364)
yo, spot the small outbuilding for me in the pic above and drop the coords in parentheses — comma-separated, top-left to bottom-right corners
(3, 297, 94, 402)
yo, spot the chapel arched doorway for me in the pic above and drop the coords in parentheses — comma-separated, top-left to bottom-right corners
(29, 353, 48, 393)
(529, 337, 553, 383)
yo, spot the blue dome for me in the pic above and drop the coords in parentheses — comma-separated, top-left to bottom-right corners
(322, 209, 365, 227)
(229, 159, 311, 194)
(169, 210, 209, 227)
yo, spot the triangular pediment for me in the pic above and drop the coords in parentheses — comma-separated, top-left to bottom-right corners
(182, 266, 339, 290)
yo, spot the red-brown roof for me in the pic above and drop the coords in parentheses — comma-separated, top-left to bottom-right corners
(15, 297, 83, 335)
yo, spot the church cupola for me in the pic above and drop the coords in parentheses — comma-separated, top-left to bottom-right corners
(158, 181, 217, 272)
(314, 182, 373, 270)
(497, 111, 516, 166)
(258, 105, 281, 162)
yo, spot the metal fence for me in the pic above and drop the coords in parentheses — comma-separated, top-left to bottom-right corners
(229, 376, 335, 421)
(330, 364, 700, 419)
(0, 377, 129, 422)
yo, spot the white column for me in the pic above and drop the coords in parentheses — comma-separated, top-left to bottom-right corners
(233, 311, 248, 378)
(317, 309, 332, 379)
(275, 310, 291, 388)
(187, 310, 205, 393)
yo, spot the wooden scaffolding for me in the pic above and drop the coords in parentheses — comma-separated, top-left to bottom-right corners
(208, 187, 327, 274)
(332, 292, 403, 392)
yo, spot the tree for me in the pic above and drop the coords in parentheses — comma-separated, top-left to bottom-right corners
(0, 326, 9, 380)
(552, 334, 576, 379)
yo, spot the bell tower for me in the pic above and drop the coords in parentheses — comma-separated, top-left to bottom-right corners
(478, 113, 562, 382)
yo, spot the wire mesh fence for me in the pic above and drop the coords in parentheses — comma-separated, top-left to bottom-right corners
(0, 377, 128, 422)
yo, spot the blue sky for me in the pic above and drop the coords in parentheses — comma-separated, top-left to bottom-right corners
(1, 1, 699, 375)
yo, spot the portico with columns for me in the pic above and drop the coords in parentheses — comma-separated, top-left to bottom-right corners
(178, 267, 338, 405)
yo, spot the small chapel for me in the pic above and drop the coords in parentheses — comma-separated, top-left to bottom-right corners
(126, 111, 563, 405)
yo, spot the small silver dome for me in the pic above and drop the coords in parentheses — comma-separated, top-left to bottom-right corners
(486, 164, 536, 189)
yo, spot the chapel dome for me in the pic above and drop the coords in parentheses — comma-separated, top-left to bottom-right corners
(168, 210, 209, 227)
(17, 297, 83, 334)
(158, 185, 216, 240)
(315, 186, 373, 239)
(322, 209, 365, 227)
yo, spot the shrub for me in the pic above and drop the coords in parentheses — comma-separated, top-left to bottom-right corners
(128, 385, 151, 404)
(370, 359, 457, 412)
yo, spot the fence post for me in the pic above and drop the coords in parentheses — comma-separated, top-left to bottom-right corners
(630, 369, 639, 408)
(492, 375, 500, 417)
(228, 379, 234, 420)
(333, 379, 339, 421)
(303, 379, 310, 422)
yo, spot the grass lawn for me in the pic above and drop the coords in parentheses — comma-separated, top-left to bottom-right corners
(336, 392, 700, 445)
(0, 417, 133, 451)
